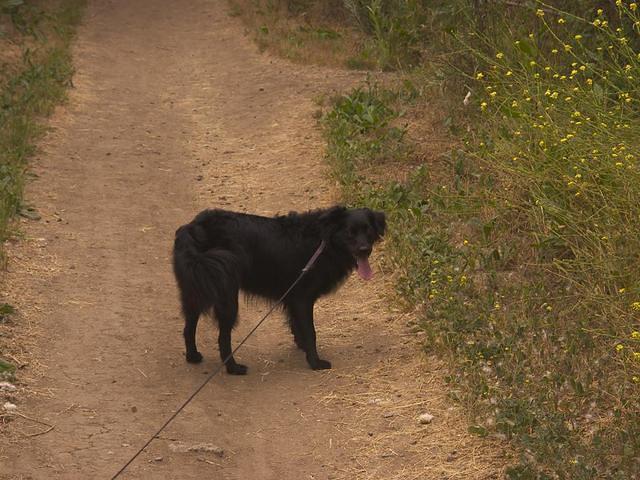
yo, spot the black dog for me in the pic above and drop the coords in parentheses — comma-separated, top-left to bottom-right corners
(172, 206, 385, 374)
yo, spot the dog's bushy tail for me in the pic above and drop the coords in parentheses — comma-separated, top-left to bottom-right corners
(173, 224, 240, 316)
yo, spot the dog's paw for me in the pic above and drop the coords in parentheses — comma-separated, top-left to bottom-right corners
(186, 351, 203, 363)
(226, 363, 248, 375)
(310, 359, 332, 370)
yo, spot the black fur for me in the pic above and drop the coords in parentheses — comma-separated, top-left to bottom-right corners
(172, 206, 386, 374)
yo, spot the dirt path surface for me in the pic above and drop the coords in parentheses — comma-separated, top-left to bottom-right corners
(1, 1, 507, 478)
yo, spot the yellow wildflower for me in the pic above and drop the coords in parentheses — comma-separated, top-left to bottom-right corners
(496, 52, 504, 59)
(616, 344, 624, 352)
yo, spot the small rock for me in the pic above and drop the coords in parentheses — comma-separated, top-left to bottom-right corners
(418, 413, 434, 425)
(382, 411, 395, 418)
(3, 402, 17, 411)
(153, 456, 163, 462)
(446, 450, 458, 462)
(169, 442, 224, 457)
(0, 382, 16, 392)
(19, 207, 41, 221)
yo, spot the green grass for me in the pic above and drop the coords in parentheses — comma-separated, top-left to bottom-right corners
(0, 0, 85, 260)
(229, 0, 429, 70)
(321, 3, 640, 477)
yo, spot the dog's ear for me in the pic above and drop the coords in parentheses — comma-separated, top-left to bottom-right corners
(319, 206, 347, 237)
(369, 210, 386, 238)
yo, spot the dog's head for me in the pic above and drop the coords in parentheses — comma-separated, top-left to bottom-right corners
(320, 206, 386, 280)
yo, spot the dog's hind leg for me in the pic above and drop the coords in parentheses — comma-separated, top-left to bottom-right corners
(182, 302, 203, 364)
(214, 295, 248, 375)
(286, 300, 331, 370)
(289, 320, 306, 351)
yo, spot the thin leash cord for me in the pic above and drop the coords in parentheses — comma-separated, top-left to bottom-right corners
(111, 241, 325, 480)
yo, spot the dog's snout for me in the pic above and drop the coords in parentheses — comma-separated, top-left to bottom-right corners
(358, 245, 372, 255)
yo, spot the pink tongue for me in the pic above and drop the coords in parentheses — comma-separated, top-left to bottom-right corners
(356, 257, 373, 280)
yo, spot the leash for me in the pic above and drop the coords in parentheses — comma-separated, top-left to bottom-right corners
(111, 240, 326, 479)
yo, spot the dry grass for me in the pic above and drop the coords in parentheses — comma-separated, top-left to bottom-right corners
(0, 229, 62, 440)
(313, 269, 510, 480)
(227, 0, 371, 69)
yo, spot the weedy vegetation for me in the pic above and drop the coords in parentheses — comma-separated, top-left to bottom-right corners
(0, 0, 85, 380)
(0, 0, 85, 262)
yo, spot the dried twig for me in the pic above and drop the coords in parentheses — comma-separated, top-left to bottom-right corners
(12, 411, 55, 437)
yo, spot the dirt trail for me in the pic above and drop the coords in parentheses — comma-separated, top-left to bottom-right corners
(1, 1, 507, 479)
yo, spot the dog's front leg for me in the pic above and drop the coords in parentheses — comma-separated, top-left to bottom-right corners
(287, 300, 331, 370)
